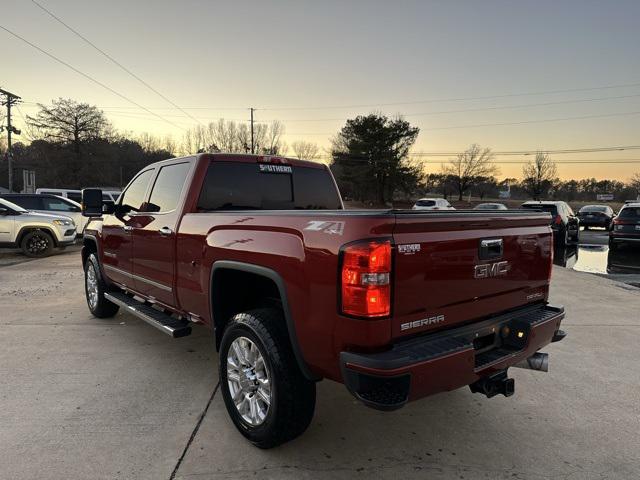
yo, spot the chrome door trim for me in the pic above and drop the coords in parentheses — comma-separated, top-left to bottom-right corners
(103, 264, 172, 292)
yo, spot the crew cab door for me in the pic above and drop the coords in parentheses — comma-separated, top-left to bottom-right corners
(101, 169, 155, 287)
(130, 161, 193, 306)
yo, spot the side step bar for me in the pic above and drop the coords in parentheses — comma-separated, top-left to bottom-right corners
(105, 291, 192, 338)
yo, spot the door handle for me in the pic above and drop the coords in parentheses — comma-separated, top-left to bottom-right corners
(158, 226, 173, 237)
(123, 225, 133, 232)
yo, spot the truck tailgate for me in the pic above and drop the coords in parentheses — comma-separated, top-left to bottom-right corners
(391, 211, 552, 340)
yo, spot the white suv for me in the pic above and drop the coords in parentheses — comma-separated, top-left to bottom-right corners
(1, 194, 88, 234)
(0, 198, 77, 257)
(412, 198, 455, 210)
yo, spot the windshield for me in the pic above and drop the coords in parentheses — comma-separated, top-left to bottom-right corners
(0, 198, 27, 213)
(415, 200, 436, 207)
(522, 203, 558, 214)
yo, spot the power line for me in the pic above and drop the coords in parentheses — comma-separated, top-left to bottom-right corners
(281, 110, 640, 135)
(406, 145, 640, 157)
(257, 81, 640, 111)
(19, 81, 640, 115)
(30, 0, 205, 127)
(258, 93, 640, 123)
(0, 24, 187, 131)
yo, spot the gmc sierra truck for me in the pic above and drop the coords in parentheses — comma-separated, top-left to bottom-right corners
(80, 153, 566, 448)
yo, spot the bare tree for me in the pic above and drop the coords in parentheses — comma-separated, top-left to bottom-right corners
(262, 120, 286, 155)
(630, 173, 640, 197)
(291, 140, 320, 160)
(522, 152, 557, 200)
(442, 144, 499, 200)
(180, 119, 289, 156)
(27, 98, 110, 160)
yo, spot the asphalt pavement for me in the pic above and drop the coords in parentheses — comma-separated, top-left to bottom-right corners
(0, 249, 639, 479)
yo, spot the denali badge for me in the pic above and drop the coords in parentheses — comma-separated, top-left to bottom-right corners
(398, 243, 421, 255)
(400, 314, 445, 331)
(474, 260, 510, 279)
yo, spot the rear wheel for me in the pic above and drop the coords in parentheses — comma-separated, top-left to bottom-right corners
(84, 253, 119, 318)
(219, 308, 316, 448)
(21, 230, 54, 257)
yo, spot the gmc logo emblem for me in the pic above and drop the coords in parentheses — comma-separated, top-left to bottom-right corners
(474, 261, 510, 279)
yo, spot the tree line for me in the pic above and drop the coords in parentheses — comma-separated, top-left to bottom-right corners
(1, 98, 639, 204)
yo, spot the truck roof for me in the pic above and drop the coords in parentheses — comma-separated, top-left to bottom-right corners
(147, 153, 327, 170)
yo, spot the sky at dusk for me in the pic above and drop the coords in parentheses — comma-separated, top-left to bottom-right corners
(2, 0, 640, 181)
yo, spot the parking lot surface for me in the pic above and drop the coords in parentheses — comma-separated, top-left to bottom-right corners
(1, 250, 639, 479)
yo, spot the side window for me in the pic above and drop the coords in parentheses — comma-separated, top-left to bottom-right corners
(147, 163, 191, 213)
(9, 196, 43, 210)
(42, 197, 78, 212)
(119, 170, 154, 211)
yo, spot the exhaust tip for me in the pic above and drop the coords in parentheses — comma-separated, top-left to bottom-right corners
(514, 352, 549, 372)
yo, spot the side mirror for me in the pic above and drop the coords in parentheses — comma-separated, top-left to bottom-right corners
(0, 207, 9, 215)
(82, 188, 104, 217)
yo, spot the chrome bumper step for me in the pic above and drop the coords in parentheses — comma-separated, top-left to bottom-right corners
(105, 291, 192, 338)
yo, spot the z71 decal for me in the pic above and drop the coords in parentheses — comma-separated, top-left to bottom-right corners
(304, 220, 345, 235)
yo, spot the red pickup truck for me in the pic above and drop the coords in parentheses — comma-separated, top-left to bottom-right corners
(81, 153, 566, 448)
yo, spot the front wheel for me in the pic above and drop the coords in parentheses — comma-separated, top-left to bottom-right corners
(21, 230, 54, 257)
(219, 308, 316, 449)
(84, 253, 119, 318)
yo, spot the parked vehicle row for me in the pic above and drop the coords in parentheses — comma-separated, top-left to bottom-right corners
(35, 188, 121, 205)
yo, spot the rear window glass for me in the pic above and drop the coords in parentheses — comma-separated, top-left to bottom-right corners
(415, 200, 436, 207)
(197, 162, 342, 211)
(522, 204, 558, 214)
(580, 206, 607, 212)
(619, 207, 640, 218)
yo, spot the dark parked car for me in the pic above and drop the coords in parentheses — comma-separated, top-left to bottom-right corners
(474, 202, 508, 210)
(521, 201, 579, 245)
(609, 203, 640, 249)
(577, 205, 614, 230)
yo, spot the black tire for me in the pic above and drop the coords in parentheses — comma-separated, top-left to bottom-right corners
(219, 308, 316, 449)
(583, 225, 588, 231)
(84, 253, 119, 318)
(21, 230, 54, 257)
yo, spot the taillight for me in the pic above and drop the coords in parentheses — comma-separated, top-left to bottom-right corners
(341, 240, 391, 317)
(554, 215, 562, 225)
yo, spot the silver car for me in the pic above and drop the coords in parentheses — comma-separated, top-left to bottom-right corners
(0, 198, 77, 257)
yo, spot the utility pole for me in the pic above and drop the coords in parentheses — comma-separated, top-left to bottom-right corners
(0, 88, 21, 192)
(250, 107, 255, 154)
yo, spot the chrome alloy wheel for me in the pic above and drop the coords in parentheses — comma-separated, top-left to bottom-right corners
(226, 336, 271, 426)
(86, 263, 99, 311)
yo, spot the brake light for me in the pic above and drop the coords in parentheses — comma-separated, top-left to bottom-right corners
(256, 155, 286, 164)
(554, 215, 562, 225)
(548, 242, 554, 281)
(341, 240, 391, 317)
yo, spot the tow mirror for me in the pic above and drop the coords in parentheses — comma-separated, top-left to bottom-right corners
(82, 188, 104, 217)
